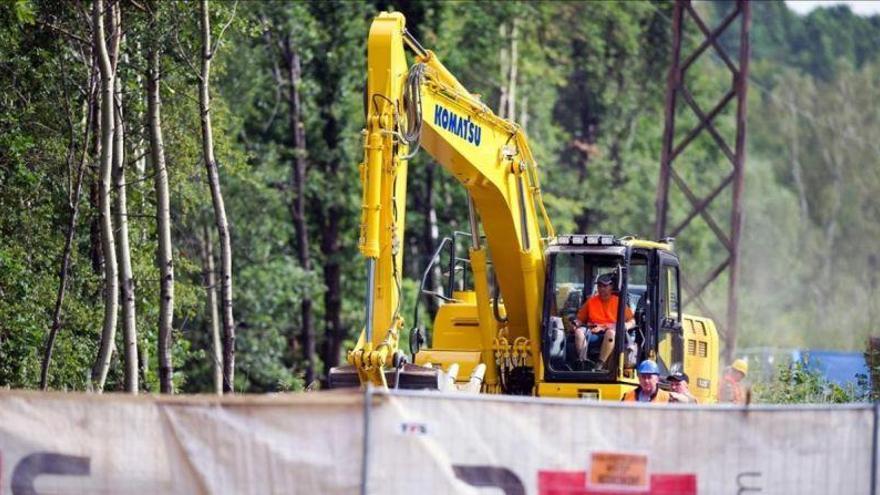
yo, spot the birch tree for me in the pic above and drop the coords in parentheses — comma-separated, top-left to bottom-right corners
(200, 0, 236, 392)
(202, 226, 223, 394)
(146, 0, 175, 394)
(109, 2, 138, 393)
(498, 18, 518, 121)
(91, 0, 119, 392)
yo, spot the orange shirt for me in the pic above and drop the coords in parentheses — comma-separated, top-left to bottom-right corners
(576, 294, 633, 325)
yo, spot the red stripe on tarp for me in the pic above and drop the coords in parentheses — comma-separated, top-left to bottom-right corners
(538, 470, 697, 495)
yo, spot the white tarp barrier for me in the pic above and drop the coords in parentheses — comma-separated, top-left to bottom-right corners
(0, 390, 363, 494)
(369, 390, 878, 494)
(1, 389, 877, 494)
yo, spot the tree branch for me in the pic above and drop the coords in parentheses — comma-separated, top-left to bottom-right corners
(260, 20, 286, 133)
(210, 0, 238, 56)
(170, 4, 201, 78)
(36, 20, 90, 45)
(128, 0, 147, 13)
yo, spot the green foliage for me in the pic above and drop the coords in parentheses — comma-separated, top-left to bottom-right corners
(8, 0, 35, 24)
(753, 360, 868, 404)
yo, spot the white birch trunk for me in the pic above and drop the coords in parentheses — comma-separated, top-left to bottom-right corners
(202, 226, 223, 394)
(497, 22, 508, 119)
(146, 4, 175, 394)
(200, 0, 235, 392)
(506, 18, 518, 122)
(91, 0, 119, 392)
(110, 3, 138, 394)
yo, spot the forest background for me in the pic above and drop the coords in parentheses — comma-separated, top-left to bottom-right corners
(2, 0, 878, 396)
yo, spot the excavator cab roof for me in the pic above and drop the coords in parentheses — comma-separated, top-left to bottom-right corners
(550, 234, 674, 253)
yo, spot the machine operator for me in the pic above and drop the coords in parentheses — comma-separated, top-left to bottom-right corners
(571, 273, 635, 371)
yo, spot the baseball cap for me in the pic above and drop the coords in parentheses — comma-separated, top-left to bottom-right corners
(667, 371, 689, 383)
(597, 273, 614, 286)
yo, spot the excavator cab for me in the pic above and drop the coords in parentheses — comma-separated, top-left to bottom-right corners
(540, 235, 685, 396)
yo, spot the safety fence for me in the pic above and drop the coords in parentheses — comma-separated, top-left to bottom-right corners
(0, 388, 877, 494)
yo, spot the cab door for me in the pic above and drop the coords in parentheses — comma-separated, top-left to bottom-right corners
(656, 253, 683, 374)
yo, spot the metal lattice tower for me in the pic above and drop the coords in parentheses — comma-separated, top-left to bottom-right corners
(654, 0, 751, 362)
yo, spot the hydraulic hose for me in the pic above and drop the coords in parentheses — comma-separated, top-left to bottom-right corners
(401, 63, 426, 159)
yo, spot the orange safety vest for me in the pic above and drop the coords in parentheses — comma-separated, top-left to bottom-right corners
(720, 376, 745, 404)
(622, 388, 670, 403)
(576, 294, 634, 325)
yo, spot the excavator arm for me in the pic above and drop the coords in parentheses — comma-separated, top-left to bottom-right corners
(339, 12, 554, 389)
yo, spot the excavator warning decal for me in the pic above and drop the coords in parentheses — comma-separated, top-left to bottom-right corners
(433, 104, 482, 146)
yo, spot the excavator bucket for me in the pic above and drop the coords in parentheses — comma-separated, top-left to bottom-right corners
(327, 364, 442, 390)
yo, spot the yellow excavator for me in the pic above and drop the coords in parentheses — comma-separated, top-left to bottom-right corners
(329, 12, 719, 401)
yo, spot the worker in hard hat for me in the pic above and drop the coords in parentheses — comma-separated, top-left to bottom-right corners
(667, 371, 698, 404)
(622, 360, 670, 403)
(719, 358, 749, 404)
(572, 273, 635, 371)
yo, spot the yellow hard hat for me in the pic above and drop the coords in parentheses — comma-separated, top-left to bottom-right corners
(731, 358, 748, 376)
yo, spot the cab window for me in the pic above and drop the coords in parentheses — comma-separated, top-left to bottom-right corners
(628, 255, 648, 312)
(545, 252, 625, 373)
(553, 253, 584, 322)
